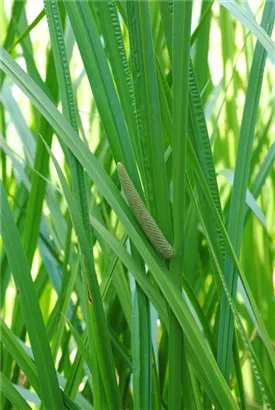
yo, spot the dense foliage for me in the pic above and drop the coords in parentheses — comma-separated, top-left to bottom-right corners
(0, 1, 274, 409)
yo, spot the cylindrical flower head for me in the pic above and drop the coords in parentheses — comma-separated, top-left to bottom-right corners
(117, 162, 173, 259)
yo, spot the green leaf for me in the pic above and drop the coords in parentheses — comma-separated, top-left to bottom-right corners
(64, 0, 141, 191)
(127, 1, 172, 240)
(169, 2, 193, 408)
(0, 372, 32, 410)
(42, 136, 122, 409)
(0, 47, 240, 409)
(217, 0, 275, 61)
(187, 139, 275, 375)
(217, 1, 275, 381)
(0, 185, 63, 410)
(218, 168, 267, 229)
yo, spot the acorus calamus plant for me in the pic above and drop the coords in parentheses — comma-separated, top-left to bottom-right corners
(0, 1, 275, 409)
